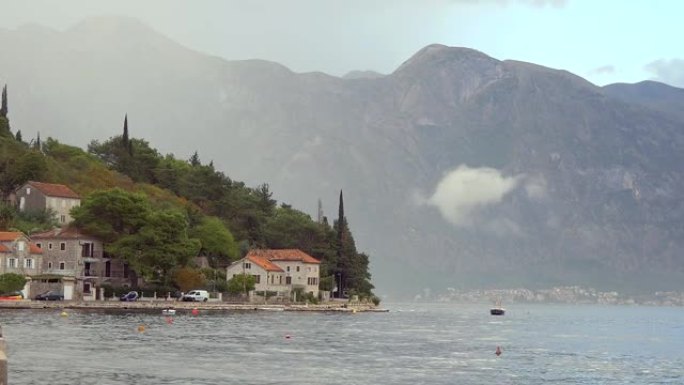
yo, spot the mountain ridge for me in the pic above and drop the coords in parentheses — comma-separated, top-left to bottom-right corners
(2, 17, 684, 297)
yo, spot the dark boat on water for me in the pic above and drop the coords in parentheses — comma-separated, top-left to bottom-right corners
(490, 300, 505, 315)
(490, 307, 505, 316)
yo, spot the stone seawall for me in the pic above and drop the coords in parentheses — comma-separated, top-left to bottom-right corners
(0, 300, 387, 313)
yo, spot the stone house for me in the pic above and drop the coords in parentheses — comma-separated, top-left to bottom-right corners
(14, 181, 81, 225)
(226, 249, 321, 298)
(31, 227, 130, 300)
(0, 231, 43, 297)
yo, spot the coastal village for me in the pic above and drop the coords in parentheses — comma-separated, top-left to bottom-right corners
(0, 180, 363, 308)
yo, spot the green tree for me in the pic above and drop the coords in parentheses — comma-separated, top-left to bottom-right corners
(0, 84, 7, 117)
(189, 216, 239, 267)
(107, 209, 201, 286)
(0, 203, 16, 230)
(71, 188, 151, 243)
(172, 266, 206, 292)
(14, 130, 22, 143)
(0, 272, 26, 294)
(226, 273, 255, 295)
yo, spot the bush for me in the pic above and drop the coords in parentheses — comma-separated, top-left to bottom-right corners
(0, 273, 26, 294)
(371, 295, 381, 306)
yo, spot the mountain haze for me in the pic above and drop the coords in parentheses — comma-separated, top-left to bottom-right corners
(2, 17, 684, 297)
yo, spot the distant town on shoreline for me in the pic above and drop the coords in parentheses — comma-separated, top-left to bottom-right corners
(414, 286, 684, 307)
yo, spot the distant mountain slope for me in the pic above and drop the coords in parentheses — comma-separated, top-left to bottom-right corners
(603, 80, 684, 121)
(2, 18, 684, 297)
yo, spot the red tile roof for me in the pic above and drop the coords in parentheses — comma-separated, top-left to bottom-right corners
(246, 249, 321, 264)
(0, 244, 9, 253)
(0, 232, 23, 242)
(31, 227, 87, 240)
(247, 255, 284, 272)
(29, 243, 43, 254)
(26, 181, 80, 199)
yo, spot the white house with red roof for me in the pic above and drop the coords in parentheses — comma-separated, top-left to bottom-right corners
(226, 249, 321, 298)
(0, 231, 43, 297)
(14, 181, 81, 225)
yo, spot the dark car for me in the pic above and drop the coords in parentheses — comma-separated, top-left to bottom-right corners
(34, 291, 64, 301)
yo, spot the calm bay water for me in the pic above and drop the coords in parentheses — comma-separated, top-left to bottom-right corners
(1, 303, 683, 384)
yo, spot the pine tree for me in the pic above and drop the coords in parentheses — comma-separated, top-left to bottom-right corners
(189, 151, 200, 166)
(14, 130, 22, 142)
(34, 132, 41, 151)
(0, 84, 7, 118)
(122, 114, 132, 155)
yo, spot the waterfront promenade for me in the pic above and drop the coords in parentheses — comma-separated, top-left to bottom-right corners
(0, 299, 386, 313)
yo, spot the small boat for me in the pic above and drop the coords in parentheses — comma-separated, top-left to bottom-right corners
(490, 307, 505, 316)
(490, 300, 505, 316)
(162, 308, 176, 316)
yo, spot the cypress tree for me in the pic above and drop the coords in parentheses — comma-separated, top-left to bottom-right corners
(0, 84, 7, 117)
(122, 114, 132, 155)
(15, 130, 22, 142)
(35, 132, 41, 150)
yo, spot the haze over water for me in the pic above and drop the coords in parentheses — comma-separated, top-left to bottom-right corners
(3, 303, 683, 384)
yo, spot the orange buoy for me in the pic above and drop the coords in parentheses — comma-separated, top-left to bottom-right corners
(495, 346, 502, 356)
(138, 324, 145, 333)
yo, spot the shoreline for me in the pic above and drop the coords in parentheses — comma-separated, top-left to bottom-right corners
(0, 300, 389, 313)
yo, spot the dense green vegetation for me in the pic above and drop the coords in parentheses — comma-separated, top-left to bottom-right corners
(0, 272, 26, 294)
(0, 86, 374, 299)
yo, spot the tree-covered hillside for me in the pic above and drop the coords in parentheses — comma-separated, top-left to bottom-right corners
(0, 86, 374, 298)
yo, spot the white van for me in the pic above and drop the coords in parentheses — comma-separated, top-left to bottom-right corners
(182, 290, 209, 302)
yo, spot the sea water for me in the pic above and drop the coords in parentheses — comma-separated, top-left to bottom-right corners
(1, 303, 682, 384)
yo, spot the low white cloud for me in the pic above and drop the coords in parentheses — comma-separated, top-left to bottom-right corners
(589, 65, 615, 75)
(645, 58, 684, 88)
(427, 165, 522, 226)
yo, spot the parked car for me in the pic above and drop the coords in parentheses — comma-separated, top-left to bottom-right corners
(119, 291, 139, 302)
(34, 291, 63, 301)
(182, 290, 209, 302)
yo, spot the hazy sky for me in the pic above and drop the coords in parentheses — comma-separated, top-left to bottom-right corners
(0, 0, 682, 86)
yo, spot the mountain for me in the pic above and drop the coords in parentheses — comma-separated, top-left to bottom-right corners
(603, 80, 684, 122)
(2, 18, 684, 297)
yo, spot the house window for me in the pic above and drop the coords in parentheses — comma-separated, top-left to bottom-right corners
(17, 241, 25, 251)
(82, 243, 93, 257)
(286, 266, 290, 272)
(48, 262, 53, 269)
(243, 262, 251, 269)
(286, 276, 292, 285)
(25, 258, 33, 269)
(36, 243, 42, 249)
(105, 261, 111, 277)
(253, 275, 260, 284)
(279, 276, 282, 284)
(60, 215, 66, 223)
(60, 242, 66, 251)
(8, 258, 16, 268)
(296, 266, 300, 272)
(83, 282, 91, 294)
(59, 262, 65, 270)
(26, 187, 31, 195)
(48, 243, 53, 250)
